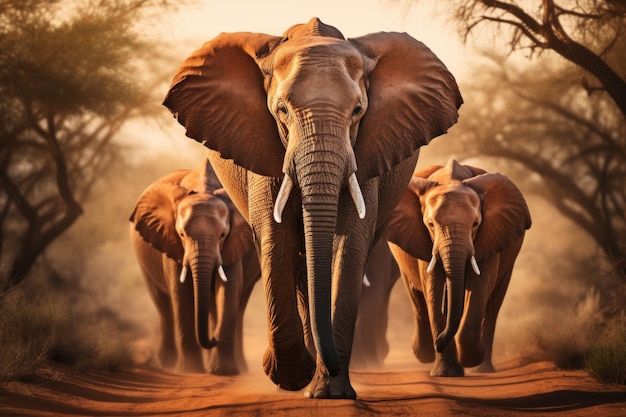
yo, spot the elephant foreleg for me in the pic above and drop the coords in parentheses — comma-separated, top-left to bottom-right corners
(458, 255, 502, 369)
(401, 274, 435, 364)
(208, 262, 243, 375)
(475, 238, 521, 373)
(296, 262, 316, 357)
(418, 261, 464, 377)
(260, 252, 315, 390)
(167, 262, 205, 373)
(234, 249, 261, 374)
(149, 285, 177, 369)
(250, 176, 314, 391)
(234, 300, 248, 373)
(390, 244, 436, 364)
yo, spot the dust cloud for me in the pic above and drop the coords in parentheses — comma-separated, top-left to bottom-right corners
(41, 135, 610, 377)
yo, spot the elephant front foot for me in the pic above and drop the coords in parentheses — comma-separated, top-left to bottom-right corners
(207, 351, 240, 376)
(157, 343, 177, 370)
(176, 357, 206, 374)
(304, 367, 356, 399)
(412, 338, 435, 363)
(473, 360, 496, 373)
(430, 356, 464, 377)
(263, 346, 315, 391)
(208, 363, 240, 376)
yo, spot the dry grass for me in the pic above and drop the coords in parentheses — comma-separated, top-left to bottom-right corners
(529, 290, 626, 385)
(585, 317, 626, 385)
(532, 291, 602, 370)
(0, 287, 134, 383)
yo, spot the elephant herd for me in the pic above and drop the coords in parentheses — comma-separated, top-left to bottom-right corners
(129, 18, 531, 399)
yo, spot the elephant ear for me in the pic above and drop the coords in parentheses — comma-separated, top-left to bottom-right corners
(386, 177, 438, 261)
(464, 173, 532, 261)
(349, 32, 463, 182)
(129, 182, 188, 262)
(163, 32, 284, 178)
(214, 188, 254, 266)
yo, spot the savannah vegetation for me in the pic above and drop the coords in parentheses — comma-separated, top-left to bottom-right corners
(0, 0, 186, 381)
(1, 0, 624, 385)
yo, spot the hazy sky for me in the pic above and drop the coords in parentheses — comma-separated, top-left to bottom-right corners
(160, 0, 468, 78)
(140, 1, 470, 158)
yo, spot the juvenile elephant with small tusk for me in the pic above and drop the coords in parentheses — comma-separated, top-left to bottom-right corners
(386, 159, 531, 377)
(129, 160, 260, 375)
(163, 18, 462, 398)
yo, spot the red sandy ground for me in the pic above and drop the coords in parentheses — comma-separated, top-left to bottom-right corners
(1, 356, 625, 417)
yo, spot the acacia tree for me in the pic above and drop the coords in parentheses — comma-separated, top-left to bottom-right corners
(452, 0, 626, 113)
(455, 56, 625, 282)
(0, 0, 176, 293)
(406, 0, 626, 280)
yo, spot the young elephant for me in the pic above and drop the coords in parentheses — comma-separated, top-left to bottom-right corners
(386, 159, 531, 376)
(129, 160, 260, 374)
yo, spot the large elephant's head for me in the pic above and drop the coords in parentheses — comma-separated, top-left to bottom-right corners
(130, 177, 253, 351)
(387, 159, 532, 353)
(163, 17, 462, 376)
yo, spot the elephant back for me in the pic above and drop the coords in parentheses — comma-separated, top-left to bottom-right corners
(427, 159, 486, 183)
(179, 159, 223, 193)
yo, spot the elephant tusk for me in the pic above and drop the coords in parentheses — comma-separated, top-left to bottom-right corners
(218, 265, 228, 282)
(362, 274, 371, 287)
(426, 254, 437, 273)
(273, 174, 293, 223)
(470, 256, 481, 275)
(179, 265, 188, 284)
(348, 173, 366, 219)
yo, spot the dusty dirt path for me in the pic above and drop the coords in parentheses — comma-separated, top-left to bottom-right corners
(1, 358, 625, 416)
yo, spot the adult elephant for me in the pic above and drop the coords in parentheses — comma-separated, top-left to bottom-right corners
(386, 159, 531, 377)
(129, 160, 260, 375)
(352, 238, 399, 369)
(163, 18, 462, 398)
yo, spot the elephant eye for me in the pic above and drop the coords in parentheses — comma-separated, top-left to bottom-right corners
(427, 221, 434, 229)
(220, 232, 226, 239)
(472, 221, 479, 228)
(276, 102, 288, 118)
(352, 104, 363, 117)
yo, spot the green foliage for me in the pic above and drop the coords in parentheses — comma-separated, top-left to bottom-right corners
(585, 318, 626, 385)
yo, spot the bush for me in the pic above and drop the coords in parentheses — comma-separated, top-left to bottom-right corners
(0, 287, 135, 382)
(532, 291, 602, 369)
(585, 318, 626, 385)
(0, 291, 55, 382)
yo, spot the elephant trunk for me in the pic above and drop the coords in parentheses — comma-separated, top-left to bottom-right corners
(433, 228, 471, 353)
(296, 146, 350, 377)
(188, 244, 219, 349)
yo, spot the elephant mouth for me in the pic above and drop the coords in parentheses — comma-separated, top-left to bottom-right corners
(179, 264, 228, 283)
(426, 254, 481, 276)
(273, 172, 366, 223)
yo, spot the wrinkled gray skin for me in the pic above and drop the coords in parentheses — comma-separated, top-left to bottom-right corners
(387, 160, 531, 377)
(130, 160, 259, 375)
(163, 18, 462, 398)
